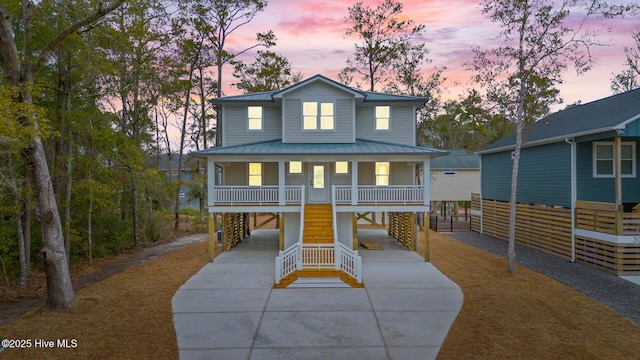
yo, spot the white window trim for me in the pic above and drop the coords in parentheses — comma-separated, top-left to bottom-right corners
(375, 105, 391, 131)
(335, 161, 349, 175)
(592, 141, 636, 178)
(247, 106, 263, 131)
(302, 101, 336, 131)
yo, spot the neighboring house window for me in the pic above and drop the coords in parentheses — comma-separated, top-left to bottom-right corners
(375, 162, 390, 186)
(593, 142, 636, 178)
(247, 106, 263, 130)
(179, 192, 185, 198)
(289, 161, 303, 174)
(444, 171, 457, 176)
(303, 101, 334, 130)
(375, 106, 390, 130)
(249, 163, 262, 186)
(335, 161, 349, 174)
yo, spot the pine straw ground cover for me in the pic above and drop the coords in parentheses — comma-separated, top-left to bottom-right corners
(0, 230, 638, 359)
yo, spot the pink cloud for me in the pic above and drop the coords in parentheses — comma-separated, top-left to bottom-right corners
(219, 0, 640, 108)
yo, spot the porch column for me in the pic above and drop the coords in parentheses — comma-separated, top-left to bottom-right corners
(279, 160, 285, 205)
(351, 160, 358, 205)
(614, 136, 623, 234)
(423, 213, 430, 261)
(207, 157, 216, 207)
(208, 212, 216, 262)
(422, 159, 431, 206)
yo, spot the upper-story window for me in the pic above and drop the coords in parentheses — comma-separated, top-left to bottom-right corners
(247, 106, 263, 131)
(375, 162, 390, 186)
(375, 106, 390, 131)
(593, 141, 636, 178)
(303, 101, 334, 130)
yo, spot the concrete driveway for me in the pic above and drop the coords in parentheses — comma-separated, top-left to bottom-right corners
(172, 229, 463, 360)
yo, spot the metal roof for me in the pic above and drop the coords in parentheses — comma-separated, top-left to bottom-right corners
(211, 74, 427, 104)
(478, 88, 640, 154)
(430, 149, 480, 170)
(190, 139, 448, 157)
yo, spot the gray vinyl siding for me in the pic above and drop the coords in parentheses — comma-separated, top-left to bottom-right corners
(223, 105, 282, 146)
(481, 142, 571, 207)
(282, 83, 354, 143)
(356, 104, 415, 146)
(576, 139, 640, 204)
(222, 162, 278, 185)
(223, 161, 415, 188)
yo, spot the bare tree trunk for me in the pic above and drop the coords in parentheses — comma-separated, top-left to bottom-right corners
(22, 194, 32, 269)
(175, 50, 199, 229)
(88, 185, 93, 267)
(16, 198, 27, 287)
(22, 135, 75, 309)
(132, 179, 140, 247)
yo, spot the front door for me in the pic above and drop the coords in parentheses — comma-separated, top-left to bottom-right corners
(309, 163, 329, 203)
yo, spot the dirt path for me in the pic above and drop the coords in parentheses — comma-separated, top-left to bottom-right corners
(0, 233, 207, 326)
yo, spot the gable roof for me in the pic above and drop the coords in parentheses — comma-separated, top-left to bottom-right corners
(212, 74, 427, 104)
(478, 88, 640, 154)
(430, 149, 480, 170)
(190, 139, 448, 158)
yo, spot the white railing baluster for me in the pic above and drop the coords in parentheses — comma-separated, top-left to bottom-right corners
(332, 185, 424, 205)
(215, 185, 303, 205)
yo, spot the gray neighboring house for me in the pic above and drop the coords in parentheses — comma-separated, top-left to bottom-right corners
(159, 155, 201, 210)
(475, 88, 640, 275)
(191, 74, 448, 286)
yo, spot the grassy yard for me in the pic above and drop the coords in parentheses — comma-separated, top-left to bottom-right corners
(1, 230, 639, 359)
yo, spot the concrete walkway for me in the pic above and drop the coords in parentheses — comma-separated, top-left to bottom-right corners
(172, 229, 463, 360)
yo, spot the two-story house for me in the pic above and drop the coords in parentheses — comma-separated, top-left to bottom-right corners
(191, 75, 447, 287)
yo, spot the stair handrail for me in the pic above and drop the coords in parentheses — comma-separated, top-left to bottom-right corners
(331, 185, 340, 271)
(336, 242, 362, 284)
(275, 242, 301, 284)
(298, 185, 305, 247)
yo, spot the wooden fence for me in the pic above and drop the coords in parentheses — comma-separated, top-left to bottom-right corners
(223, 213, 248, 251)
(388, 212, 415, 251)
(575, 200, 640, 235)
(470, 195, 572, 259)
(575, 236, 640, 274)
(472, 196, 640, 274)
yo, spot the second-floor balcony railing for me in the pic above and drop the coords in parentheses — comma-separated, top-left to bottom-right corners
(333, 185, 424, 205)
(214, 185, 303, 205)
(212, 185, 425, 206)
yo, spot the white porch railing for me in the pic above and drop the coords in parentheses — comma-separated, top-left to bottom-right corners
(275, 243, 362, 284)
(275, 243, 300, 284)
(214, 185, 303, 205)
(301, 244, 335, 269)
(333, 185, 424, 205)
(336, 243, 362, 282)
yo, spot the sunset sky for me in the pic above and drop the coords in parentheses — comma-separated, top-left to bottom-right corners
(225, 0, 640, 111)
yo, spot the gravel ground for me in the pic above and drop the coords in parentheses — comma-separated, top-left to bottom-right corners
(447, 231, 640, 326)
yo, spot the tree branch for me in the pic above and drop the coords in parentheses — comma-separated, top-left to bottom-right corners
(34, 0, 126, 74)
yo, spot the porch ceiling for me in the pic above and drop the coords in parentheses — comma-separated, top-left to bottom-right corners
(190, 139, 448, 161)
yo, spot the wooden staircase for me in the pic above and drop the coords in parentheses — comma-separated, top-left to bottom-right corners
(273, 203, 364, 289)
(274, 269, 365, 289)
(303, 204, 334, 244)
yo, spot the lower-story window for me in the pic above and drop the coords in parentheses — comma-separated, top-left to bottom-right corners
(375, 162, 390, 186)
(249, 163, 262, 186)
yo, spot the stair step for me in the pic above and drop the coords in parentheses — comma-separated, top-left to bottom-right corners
(287, 277, 350, 288)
